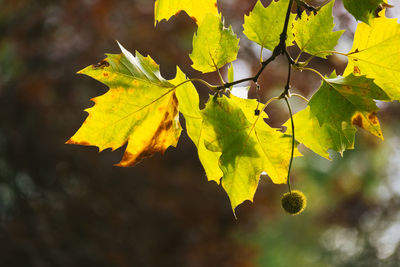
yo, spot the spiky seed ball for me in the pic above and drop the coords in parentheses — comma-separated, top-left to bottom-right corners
(281, 190, 307, 215)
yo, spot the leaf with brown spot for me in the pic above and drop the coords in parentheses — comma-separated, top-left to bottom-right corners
(284, 72, 389, 158)
(344, 11, 400, 100)
(67, 42, 183, 167)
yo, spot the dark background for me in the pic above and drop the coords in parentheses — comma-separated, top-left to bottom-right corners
(1, 0, 400, 266)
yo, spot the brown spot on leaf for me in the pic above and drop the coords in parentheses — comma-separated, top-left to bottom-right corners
(352, 114, 363, 128)
(133, 149, 157, 165)
(103, 72, 109, 77)
(116, 93, 180, 167)
(116, 151, 134, 167)
(353, 66, 361, 75)
(214, 2, 217, 7)
(65, 139, 92, 146)
(164, 120, 173, 130)
(92, 60, 110, 69)
(368, 112, 378, 124)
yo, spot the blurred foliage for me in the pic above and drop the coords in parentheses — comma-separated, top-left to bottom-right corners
(1, 0, 400, 266)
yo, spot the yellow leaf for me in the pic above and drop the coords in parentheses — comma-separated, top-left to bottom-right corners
(67, 43, 182, 167)
(154, 0, 218, 26)
(345, 11, 400, 100)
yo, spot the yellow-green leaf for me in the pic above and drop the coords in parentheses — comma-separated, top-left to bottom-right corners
(243, 0, 296, 51)
(344, 11, 400, 100)
(293, 0, 344, 58)
(174, 70, 223, 182)
(67, 43, 182, 167)
(154, 0, 218, 26)
(285, 74, 389, 158)
(286, 106, 340, 159)
(202, 95, 300, 211)
(190, 13, 239, 73)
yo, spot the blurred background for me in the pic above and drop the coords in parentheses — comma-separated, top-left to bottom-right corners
(1, 0, 400, 266)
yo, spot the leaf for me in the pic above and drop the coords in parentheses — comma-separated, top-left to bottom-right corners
(342, 0, 383, 24)
(285, 74, 389, 158)
(286, 106, 344, 159)
(344, 11, 400, 100)
(67, 43, 182, 167)
(190, 13, 239, 73)
(293, 0, 344, 58)
(174, 71, 223, 182)
(154, 0, 218, 26)
(243, 0, 296, 51)
(201, 94, 300, 211)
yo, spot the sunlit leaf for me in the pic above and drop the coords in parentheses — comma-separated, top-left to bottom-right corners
(174, 70, 223, 182)
(344, 11, 400, 100)
(202, 95, 300, 211)
(190, 13, 239, 73)
(243, 0, 295, 51)
(154, 0, 218, 25)
(286, 74, 389, 158)
(293, 0, 344, 58)
(67, 43, 182, 167)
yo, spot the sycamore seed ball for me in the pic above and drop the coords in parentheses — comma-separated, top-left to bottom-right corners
(281, 190, 307, 215)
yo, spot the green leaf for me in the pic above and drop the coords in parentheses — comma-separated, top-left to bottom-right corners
(243, 0, 295, 51)
(342, 0, 383, 24)
(154, 0, 218, 26)
(286, 74, 389, 158)
(67, 43, 182, 167)
(190, 13, 239, 73)
(293, 1, 344, 58)
(201, 95, 300, 211)
(344, 11, 400, 100)
(286, 106, 343, 159)
(174, 71, 223, 182)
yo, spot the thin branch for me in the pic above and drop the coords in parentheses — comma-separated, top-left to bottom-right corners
(174, 78, 219, 92)
(290, 93, 309, 103)
(216, 0, 295, 91)
(300, 67, 326, 80)
(284, 96, 295, 193)
(261, 96, 280, 112)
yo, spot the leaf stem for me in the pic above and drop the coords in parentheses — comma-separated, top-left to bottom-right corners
(174, 78, 219, 92)
(300, 67, 326, 81)
(284, 96, 295, 193)
(259, 46, 264, 63)
(290, 93, 309, 103)
(216, 0, 295, 90)
(216, 67, 226, 86)
(261, 96, 280, 112)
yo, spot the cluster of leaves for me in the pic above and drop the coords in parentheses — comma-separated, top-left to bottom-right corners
(68, 0, 400, 215)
